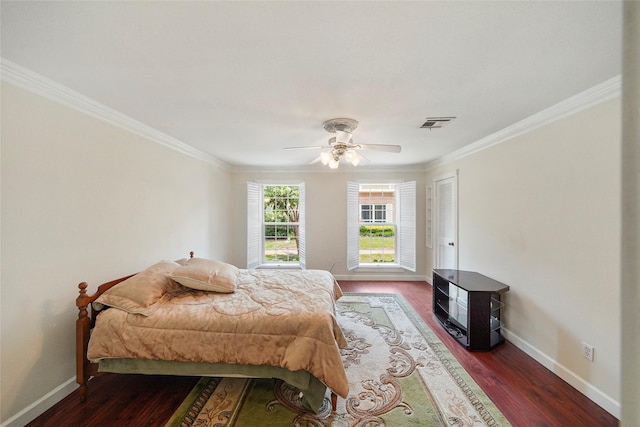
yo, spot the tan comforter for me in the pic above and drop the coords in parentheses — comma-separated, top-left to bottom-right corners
(87, 269, 349, 398)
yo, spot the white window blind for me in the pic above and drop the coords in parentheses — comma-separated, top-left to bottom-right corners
(297, 182, 306, 269)
(398, 181, 416, 272)
(246, 182, 262, 269)
(347, 181, 360, 270)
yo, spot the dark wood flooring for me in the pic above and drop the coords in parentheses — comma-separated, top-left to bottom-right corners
(27, 280, 618, 426)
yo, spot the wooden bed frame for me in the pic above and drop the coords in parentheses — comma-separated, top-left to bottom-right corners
(75, 252, 338, 411)
(76, 272, 136, 401)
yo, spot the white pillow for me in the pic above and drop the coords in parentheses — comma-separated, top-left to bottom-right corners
(94, 260, 181, 315)
(170, 258, 239, 293)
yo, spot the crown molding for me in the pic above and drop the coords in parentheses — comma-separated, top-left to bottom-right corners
(2, 57, 619, 174)
(230, 163, 428, 174)
(425, 75, 622, 171)
(1, 58, 231, 171)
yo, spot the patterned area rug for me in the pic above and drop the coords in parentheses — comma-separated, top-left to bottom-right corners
(165, 293, 511, 426)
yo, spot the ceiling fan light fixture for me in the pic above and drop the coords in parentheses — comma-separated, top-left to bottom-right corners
(344, 149, 362, 166)
(320, 151, 332, 165)
(283, 117, 400, 169)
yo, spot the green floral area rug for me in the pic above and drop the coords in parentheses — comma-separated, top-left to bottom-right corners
(165, 293, 511, 426)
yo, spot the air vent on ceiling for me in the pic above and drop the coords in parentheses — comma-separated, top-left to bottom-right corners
(420, 117, 456, 129)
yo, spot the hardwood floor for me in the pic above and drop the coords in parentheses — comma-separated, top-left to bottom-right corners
(27, 281, 618, 426)
(340, 281, 619, 427)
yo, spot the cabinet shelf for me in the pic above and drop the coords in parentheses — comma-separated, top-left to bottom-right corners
(433, 269, 509, 351)
(491, 315, 503, 332)
(491, 297, 504, 309)
(437, 297, 468, 328)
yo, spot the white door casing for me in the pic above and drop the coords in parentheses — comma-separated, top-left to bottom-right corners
(434, 172, 458, 269)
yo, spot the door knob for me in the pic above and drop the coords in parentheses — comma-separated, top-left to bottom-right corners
(448, 242, 455, 246)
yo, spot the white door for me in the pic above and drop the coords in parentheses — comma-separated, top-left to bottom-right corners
(434, 173, 458, 269)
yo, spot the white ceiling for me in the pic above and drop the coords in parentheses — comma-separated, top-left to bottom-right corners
(1, 1, 622, 170)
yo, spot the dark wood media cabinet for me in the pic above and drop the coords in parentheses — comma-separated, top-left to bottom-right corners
(433, 269, 510, 351)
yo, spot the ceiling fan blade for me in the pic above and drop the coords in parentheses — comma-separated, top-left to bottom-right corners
(357, 143, 402, 153)
(308, 156, 322, 165)
(283, 145, 331, 150)
(335, 130, 352, 144)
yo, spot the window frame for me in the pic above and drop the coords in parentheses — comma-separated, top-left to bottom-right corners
(347, 181, 415, 271)
(247, 181, 305, 269)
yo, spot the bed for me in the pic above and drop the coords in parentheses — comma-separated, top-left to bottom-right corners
(75, 253, 348, 412)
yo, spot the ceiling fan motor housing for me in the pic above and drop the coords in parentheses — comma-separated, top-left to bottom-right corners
(322, 118, 359, 134)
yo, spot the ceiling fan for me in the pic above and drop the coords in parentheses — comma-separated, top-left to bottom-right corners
(284, 118, 401, 168)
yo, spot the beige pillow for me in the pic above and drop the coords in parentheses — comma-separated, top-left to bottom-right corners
(170, 258, 239, 293)
(94, 260, 181, 315)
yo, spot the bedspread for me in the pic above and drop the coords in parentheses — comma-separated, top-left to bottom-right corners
(87, 269, 349, 398)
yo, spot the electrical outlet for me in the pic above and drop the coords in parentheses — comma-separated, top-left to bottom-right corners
(583, 343, 594, 362)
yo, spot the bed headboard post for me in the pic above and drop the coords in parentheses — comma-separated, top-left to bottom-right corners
(76, 282, 91, 401)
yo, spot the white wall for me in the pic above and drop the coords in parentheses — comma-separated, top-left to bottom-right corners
(425, 98, 621, 416)
(229, 169, 427, 280)
(621, 3, 640, 425)
(0, 82, 231, 424)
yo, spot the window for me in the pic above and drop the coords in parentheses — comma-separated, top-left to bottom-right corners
(347, 181, 415, 271)
(247, 182, 305, 269)
(361, 204, 388, 223)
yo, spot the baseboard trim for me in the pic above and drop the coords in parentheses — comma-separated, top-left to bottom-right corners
(333, 274, 428, 281)
(1, 377, 77, 427)
(502, 328, 621, 419)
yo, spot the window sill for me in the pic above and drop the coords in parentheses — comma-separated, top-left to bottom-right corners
(257, 263, 302, 270)
(355, 263, 405, 272)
